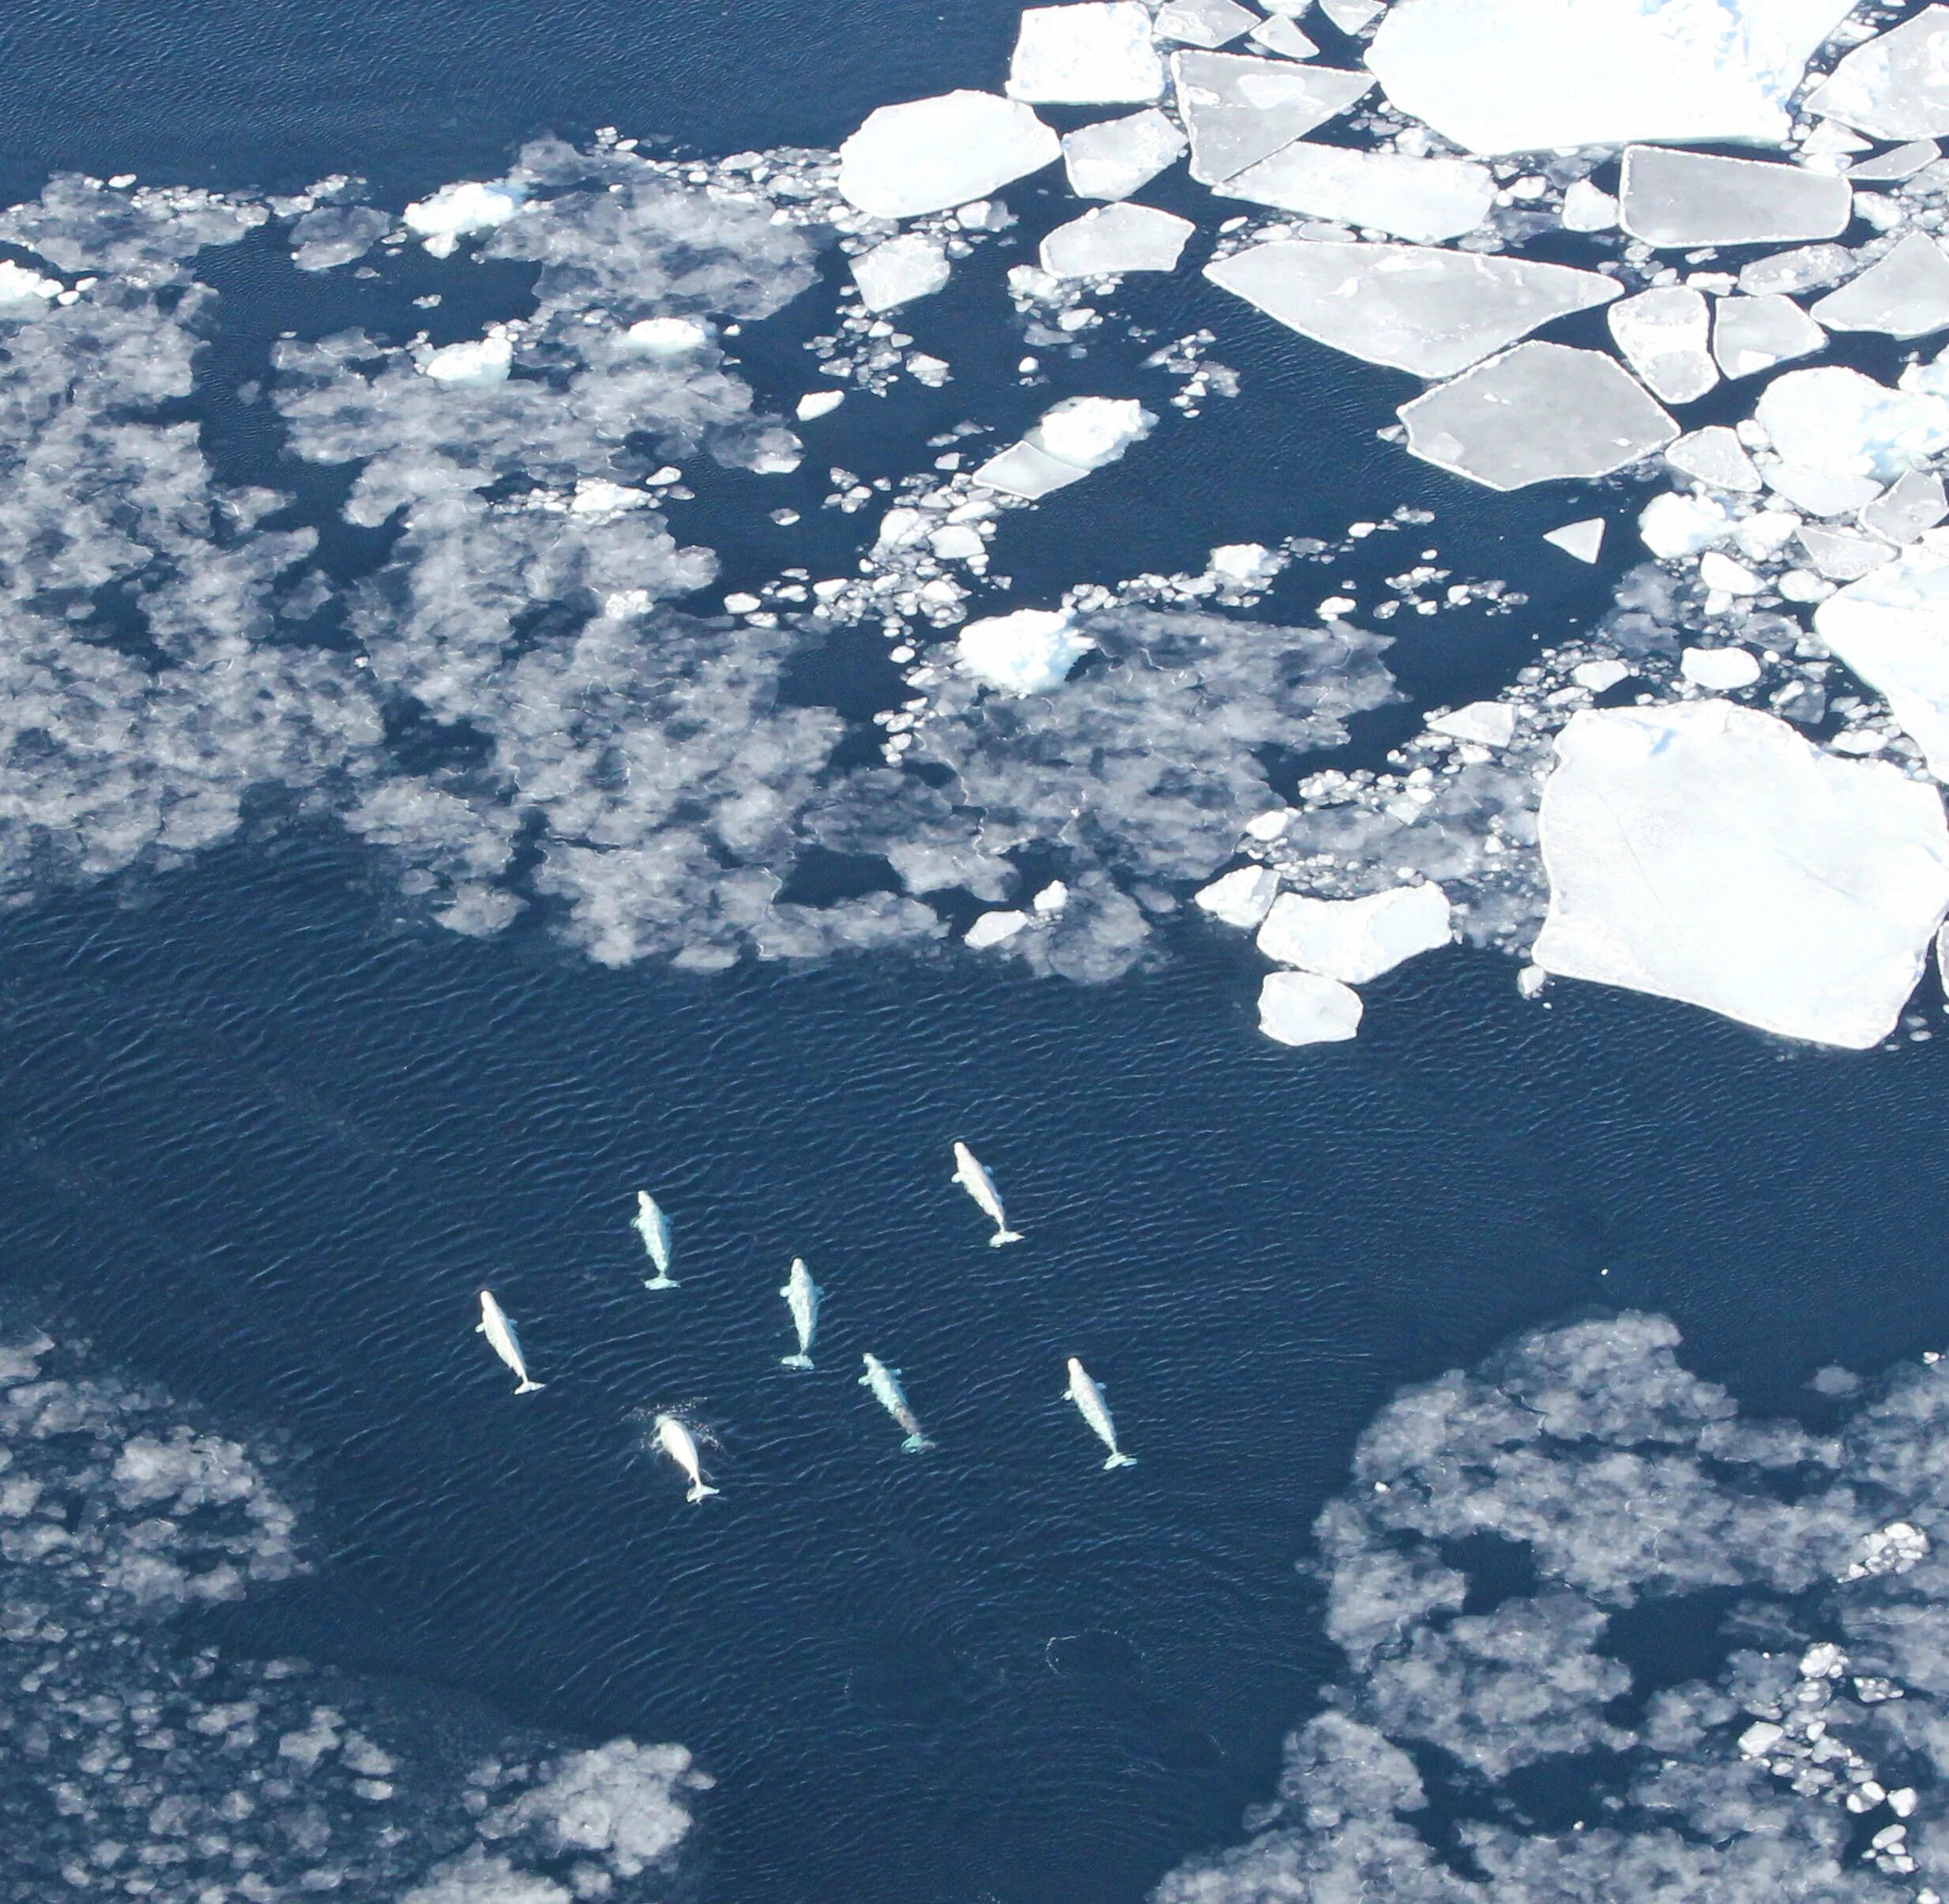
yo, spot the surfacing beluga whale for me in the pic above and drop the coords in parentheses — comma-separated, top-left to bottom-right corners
(951, 1142, 1022, 1247)
(860, 1353, 935, 1452)
(476, 1289, 545, 1395)
(781, 1257, 821, 1369)
(650, 1412, 720, 1503)
(634, 1190, 676, 1289)
(1063, 1357, 1135, 1469)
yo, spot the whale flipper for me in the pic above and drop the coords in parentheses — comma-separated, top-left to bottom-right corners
(901, 1433, 935, 1454)
(988, 1229, 1023, 1247)
(1104, 1451, 1135, 1469)
(515, 1379, 546, 1395)
(781, 1353, 814, 1371)
(686, 1482, 720, 1503)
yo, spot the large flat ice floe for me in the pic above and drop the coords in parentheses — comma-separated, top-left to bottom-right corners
(1171, 51, 1372, 183)
(1205, 242, 1620, 378)
(1258, 969, 1363, 1044)
(1060, 108, 1187, 199)
(1006, 2, 1164, 103)
(1808, 5, 1949, 141)
(1257, 882, 1453, 983)
(837, 91, 1062, 217)
(1618, 146, 1853, 248)
(1399, 343, 1677, 491)
(1040, 202, 1195, 277)
(1810, 232, 1949, 340)
(1815, 534, 1949, 781)
(1215, 145, 1495, 243)
(1533, 701, 1949, 1048)
(1364, 0, 1855, 154)
(1605, 286, 1718, 405)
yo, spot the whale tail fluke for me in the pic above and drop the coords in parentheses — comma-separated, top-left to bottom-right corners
(686, 1481, 720, 1503)
(989, 1229, 1024, 1247)
(781, 1353, 814, 1371)
(515, 1379, 546, 1395)
(901, 1433, 936, 1454)
(1104, 1451, 1136, 1469)
(643, 1274, 679, 1290)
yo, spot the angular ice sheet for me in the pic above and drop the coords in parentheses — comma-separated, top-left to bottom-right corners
(1007, 2, 1165, 103)
(1812, 233, 1949, 340)
(852, 234, 950, 311)
(1171, 51, 1373, 184)
(1249, 15, 1318, 58)
(1400, 344, 1677, 492)
(1606, 286, 1718, 405)
(1666, 425, 1761, 491)
(1217, 144, 1495, 243)
(1863, 468, 1949, 544)
(1153, 0, 1258, 47)
(1710, 294, 1826, 380)
(1427, 702, 1515, 746)
(1815, 535, 1949, 780)
(1545, 518, 1605, 563)
(1040, 202, 1195, 277)
(837, 92, 1062, 217)
(974, 395, 1156, 497)
(1204, 240, 1620, 378)
(1619, 146, 1852, 248)
(1258, 882, 1453, 982)
(1533, 700, 1949, 1048)
(1808, 6, 1949, 141)
(1196, 864, 1280, 928)
(1259, 969, 1363, 1044)
(1061, 108, 1188, 198)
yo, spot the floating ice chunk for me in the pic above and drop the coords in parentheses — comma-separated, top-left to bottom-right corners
(1847, 139, 1943, 182)
(1153, 0, 1258, 47)
(1545, 518, 1605, 563)
(1399, 343, 1677, 492)
(1204, 240, 1619, 378)
(1040, 202, 1195, 276)
(1196, 864, 1280, 928)
(290, 202, 390, 271)
(1816, 535, 1949, 780)
(1797, 524, 1891, 581)
(402, 179, 524, 257)
(1171, 51, 1373, 184)
(1812, 233, 1949, 340)
(1666, 426, 1762, 492)
(851, 234, 951, 311)
(1061, 108, 1189, 198)
(1680, 645, 1760, 690)
(966, 909, 1032, 946)
(1606, 287, 1718, 405)
(796, 389, 845, 421)
(1560, 179, 1618, 232)
(1756, 365, 1949, 487)
(1007, 2, 1165, 103)
(1863, 468, 1949, 544)
(1573, 658, 1631, 691)
(1533, 699, 1949, 1048)
(1699, 550, 1760, 595)
(1257, 882, 1453, 982)
(973, 439, 1093, 499)
(957, 608, 1094, 694)
(0, 258, 61, 313)
(1319, 0, 1381, 26)
(976, 395, 1157, 496)
(1808, 6, 1949, 141)
(1711, 295, 1825, 380)
(1427, 701, 1515, 747)
(625, 315, 711, 355)
(1209, 542, 1276, 581)
(1639, 492, 1731, 559)
(1738, 243, 1854, 295)
(1249, 15, 1318, 58)
(837, 92, 1062, 217)
(1619, 146, 1852, 248)
(420, 335, 512, 386)
(1218, 144, 1494, 243)
(1259, 969, 1363, 1044)
(1364, 0, 1853, 155)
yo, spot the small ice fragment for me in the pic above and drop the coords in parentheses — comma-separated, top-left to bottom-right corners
(1319, 0, 1381, 30)
(852, 234, 951, 312)
(796, 389, 846, 421)
(1249, 14, 1318, 58)
(931, 524, 986, 560)
(1034, 881, 1069, 915)
(1740, 1722, 1786, 1759)
(1619, 145, 1853, 248)
(1258, 969, 1363, 1045)
(724, 593, 762, 614)
(1209, 542, 1276, 581)
(1153, 0, 1258, 47)
(1399, 342, 1677, 491)
(1426, 701, 1515, 747)
(421, 336, 512, 386)
(1256, 883, 1454, 983)
(402, 179, 523, 257)
(1711, 295, 1827, 379)
(965, 909, 1031, 947)
(1572, 658, 1631, 691)
(1811, 233, 1949, 340)
(569, 479, 649, 517)
(1560, 179, 1619, 232)
(1007, 2, 1165, 103)
(1606, 286, 1718, 405)
(1847, 139, 1943, 182)
(1816, 536, 1949, 778)
(1545, 518, 1606, 563)
(1196, 866, 1281, 928)
(1680, 646, 1761, 690)
(837, 92, 1062, 217)
(1245, 808, 1291, 841)
(1862, 468, 1949, 544)
(1061, 108, 1188, 198)
(956, 609, 1094, 694)
(1665, 425, 1763, 492)
(1808, 7, 1949, 141)
(1218, 143, 1494, 243)
(1738, 244, 1854, 295)
(626, 315, 711, 355)
(1040, 202, 1195, 276)
(1172, 51, 1373, 184)
(1698, 551, 1761, 595)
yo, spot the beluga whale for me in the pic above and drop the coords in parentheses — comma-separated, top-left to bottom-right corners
(781, 1257, 821, 1369)
(650, 1412, 720, 1503)
(860, 1353, 935, 1452)
(634, 1190, 677, 1289)
(1063, 1357, 1135, 1469)
(476, 1290, 544, 1394)
(951, 1142, 1022, 1247)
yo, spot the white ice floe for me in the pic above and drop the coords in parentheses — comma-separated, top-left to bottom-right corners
(796, 389, 845, 420)
(1560, 179, 1618, 232)
(1864, 467, 1949, 544)
(623, 314, 712, 355)
(1153, 0, 1258, 47)
(1605, 286, 1718, 405)
(1639, 491, 1733, 559)
(1533, 700, 1949, 1048)
(851, 233, 951, 311)
(420, 335, 513, 386)
(837, 91, 1062, 217)
(1364, 0, 1852, 155)
(401, 179, 524, 257)
(1739, 243, 1854, 295)
(1204, 241, 1619, 378)
(956, 608, 1094, 694)
(1811, 232, 1949, 340)
(1680, 645, 1761, 690)
(1618, 145, 1853, 248)
(1217, 144, 1496, 243)
(1196, 864, 1280, 928)
(0, 258, 62, 313)
(1427, 701, 1516, 747)
(974, 395, 1156, 498)
(1755, 365, 1949, 491)
(1808, 6, 1949, 141)
(1171, 51, 1373, 184)
(1040, 202, 1195, 277)
(1848, 137, 1944, 182)
(1249, 15, 1318, 58)
(1319, 0, 1382, 29)
(1545, 518, 1605, 563)
(1006, 2, 1165, 103)
(1815, 534, 1949, 780)
(1060, 108, 1188, 198)
(966, 908, 1032, 946)
(1399, 343, 1677, 492)
(1258, 969, 1364, 1044)
(1257, 882, 1454, 983)
(1710, 294, 1826, 380)
(1666, 425, 1762, 491)
(1572, 658, 1631, 691)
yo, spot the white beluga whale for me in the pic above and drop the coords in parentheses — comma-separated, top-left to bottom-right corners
(650, 1413, 720, 1503)
(634, 1190, 676, 1289)
(951, 1142, 1022, 1247)
(860, 1353, 935, 1452)
(781, 1257, 822, 1369)
(476, 1289, 544, 1394)
(1063, 1357, 1135, 1469)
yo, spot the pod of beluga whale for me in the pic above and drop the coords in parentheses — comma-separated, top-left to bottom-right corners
(1063, 1357, 1134, 1469)
(634, 1190, 676, 1289)
(651, 1412, 720, 1503)
(781, 1257, 820, 1369)
(860, 1353, 935, 1453)
(476, 1289, 544, 1394)
(951, 1142, 1022, 1247)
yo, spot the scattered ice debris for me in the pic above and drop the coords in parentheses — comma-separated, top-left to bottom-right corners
(1606, 286, 1718, 406)
(1811, 231, 1949, 339)
(1060, 107, 1188, 199)
(1680, 645, 1762, 690)
(836, 91, 1061, 216)
(1842, 1519, 1931, 1582)
(1206, 242, 1620, 379)
(1545, 518, 1606, 564)
(796, 388, 846, 420)
(1399, 344, 1678, 492)
(1217, 144, 1496, 243)
(1257, 882, 1454, 983)
(1815, 536, 1949, 781)
(1533, 700, 1949, 1048)
(1196, 864, 1280, 929)
(974, 394, 1156, 498)
(851, 232, 951, 311)
(420, 334, 513, 386)
(1808, 4, 1949, 141)
(1153, 0, 1258, 48)
(1039, 201, 1195, 277)
(401, 179, 524, 256)
(1007, 1, 1165, 102)
(1619, 145, 1853, 248)
(1710, 294, 1827, 381)
(1258, 969, 1363, 1044)
(1427, 701, 1516, 747)
(1171, 51, 1373, 185)
(956, 608, 1093, 694)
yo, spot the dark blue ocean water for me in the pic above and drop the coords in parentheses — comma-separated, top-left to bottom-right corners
(3, 5, 1949, 1903)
